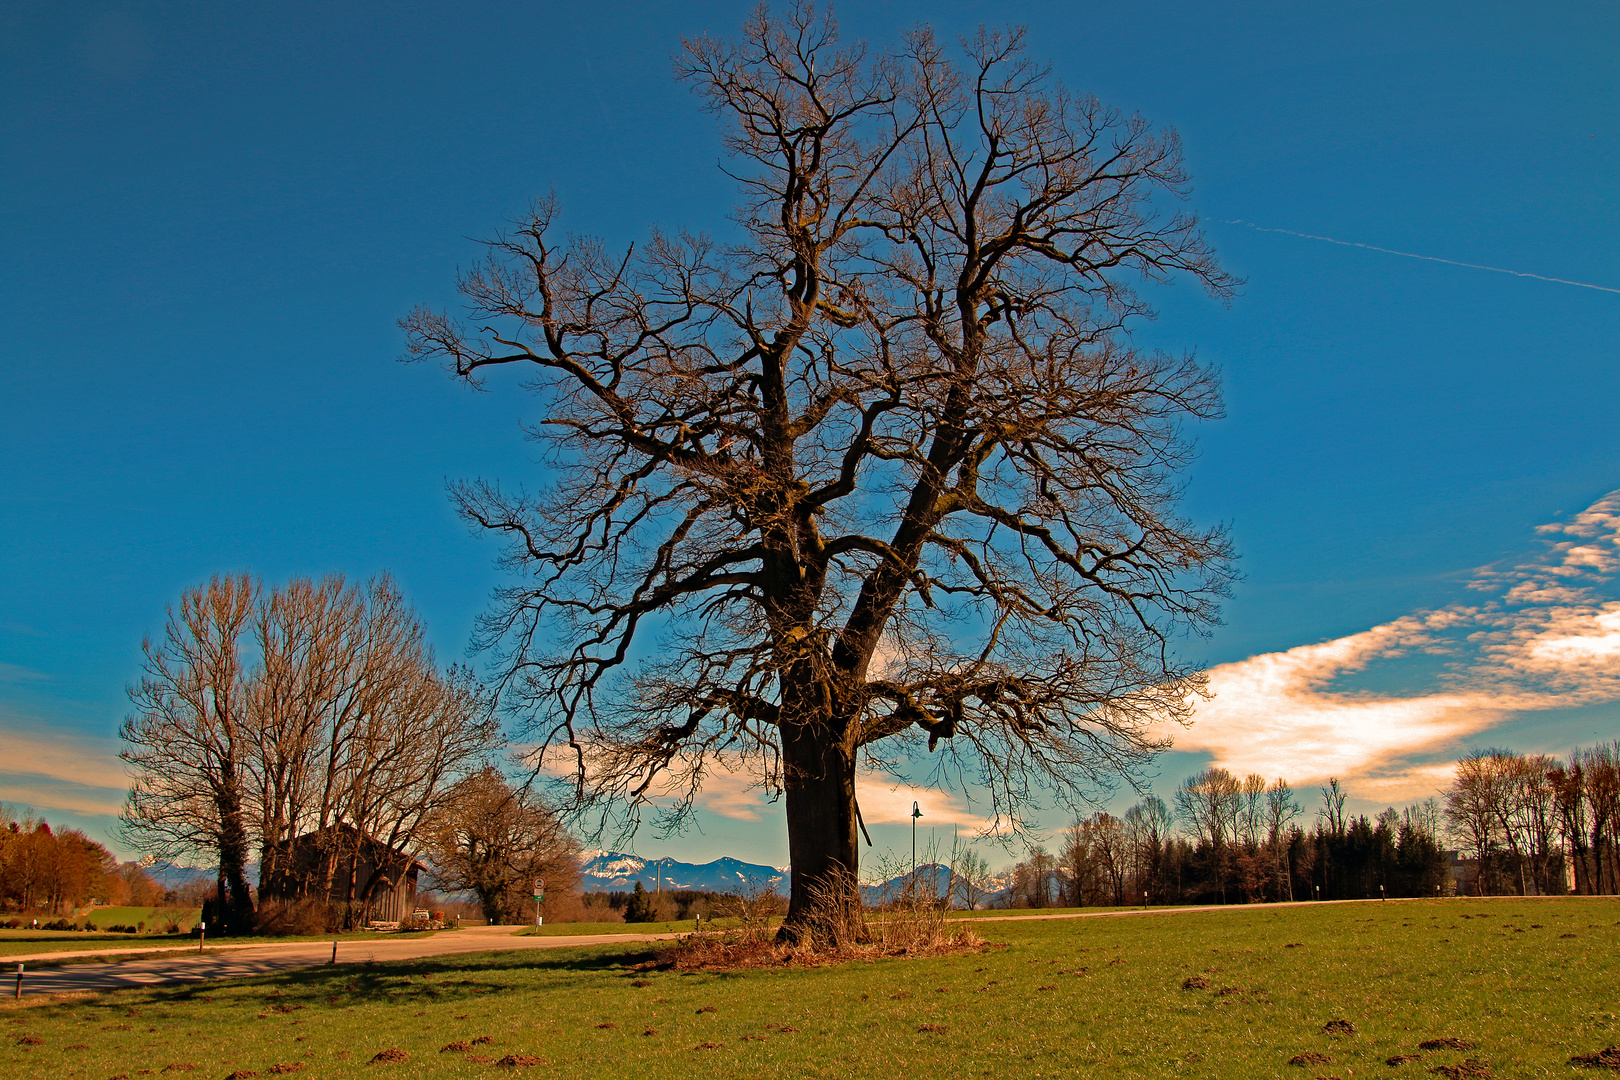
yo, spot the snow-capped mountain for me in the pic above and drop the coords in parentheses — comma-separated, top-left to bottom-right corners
(578, 850, 787, 894)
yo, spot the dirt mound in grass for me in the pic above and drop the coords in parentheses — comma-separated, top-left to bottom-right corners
(368, 1049, 409, 1064)
(266, 1065, 305, 1075)
(494, 1055, 544, 1067)
(1182, 976, 1210, 990)
(161, 1065, 198, 1073)
(16, 1035, 43, 1046)
(441, 1042, 472, 1053)
(1419, 1039, 1475, 1051)
(1322, 1019, 1356, 1036)
(1429, 1059, 1492, 1078)
(224, 1071, 260, 1079)
(1387, 1055, 1422, 1066)
(1289, 1052, 1333, 1065)
(1570, 1047, 1620, 1069)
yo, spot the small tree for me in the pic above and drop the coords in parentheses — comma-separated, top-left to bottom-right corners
(623, 881, 655, 923)
(422, 768, 580, 924)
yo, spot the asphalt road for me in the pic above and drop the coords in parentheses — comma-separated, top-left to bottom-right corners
(8, 925, 683, 997)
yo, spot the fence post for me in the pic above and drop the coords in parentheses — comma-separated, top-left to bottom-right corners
(13, 963, 21, 1000)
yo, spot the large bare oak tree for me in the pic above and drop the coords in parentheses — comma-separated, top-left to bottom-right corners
(405, 4, 1235, 937)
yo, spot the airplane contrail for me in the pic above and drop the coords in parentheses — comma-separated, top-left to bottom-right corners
(1220, 219, 1620, 295)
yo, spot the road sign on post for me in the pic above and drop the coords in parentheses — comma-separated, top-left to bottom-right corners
(533, 877, 545, 929)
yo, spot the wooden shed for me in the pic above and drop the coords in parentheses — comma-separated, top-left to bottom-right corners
(259, 823, 422, 924)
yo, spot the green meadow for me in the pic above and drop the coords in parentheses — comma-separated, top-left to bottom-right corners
(3, 898, 1617, 1079)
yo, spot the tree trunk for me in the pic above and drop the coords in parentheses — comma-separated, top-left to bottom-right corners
(778, 719, 860, 941)
(215, 775, 255, 933)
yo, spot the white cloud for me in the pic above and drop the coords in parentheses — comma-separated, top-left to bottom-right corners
(854, 773, 990, 831)
(0, 722, 129, 792)
(1173, 489, 1620, 802)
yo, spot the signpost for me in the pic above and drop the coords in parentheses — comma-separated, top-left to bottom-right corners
(533, 878, 545, 929)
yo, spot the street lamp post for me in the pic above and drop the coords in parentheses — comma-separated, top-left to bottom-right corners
(911, 801, 922, 896)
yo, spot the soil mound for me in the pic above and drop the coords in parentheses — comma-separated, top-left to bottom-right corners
(1289, 1052, 1332, 1065)
(1322, 1019, 1356, 1036)
(368, 1049, 409, 1064)
(1429, 1059, 1491, 1078)
(1419, 1039, 1475, 1051)
(1570, 1047, 1620, 1069)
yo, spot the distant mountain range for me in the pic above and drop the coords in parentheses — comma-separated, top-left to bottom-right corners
(579, 852, 1015, 906)
(578, 850, 787, 894)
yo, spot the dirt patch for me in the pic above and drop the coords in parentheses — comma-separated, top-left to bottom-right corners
(269, 1004, 303, 1014)
(225, 1072, 260, 1079)
(889, 991, 912, 999)
(918, 1024, 947, 1034)
(630, 979, 652, 987)
(693, 1042, 725, 1050)
(1182, 976, 1210, 990)
(642, 1029, 658, 1037)
(1419, 1039, 1474, 1051)
(494, 1055, 544, 1067)
(441, 1042, 472, 1053)
(1570, 1048, 1620, 1069)
(1428, 1060, 1491, 1078)
(596, 1023, 617, 1029)
(1323, 1019, 1356, 1036)
(1284, 942, 1304, 948)
(1215, 986, 1247, 997)
(368, 1049, 409, 1064)
(66, 1043, 90, 1050)
(695, 1006, 717, 1014)
(1289, 1052, 1333, 1066)
(16, 1035, 43, 1046)
(266, 1066, 306, 1076)
(1387, 1055, 1423, 1065)
(471, 1036, 495, 1045)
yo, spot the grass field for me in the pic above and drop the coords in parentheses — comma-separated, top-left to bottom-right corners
(79, 907, 203, 931)
(2, 897, 1616, 1078)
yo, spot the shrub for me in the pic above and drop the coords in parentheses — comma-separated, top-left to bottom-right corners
(255, 899, 336, 936)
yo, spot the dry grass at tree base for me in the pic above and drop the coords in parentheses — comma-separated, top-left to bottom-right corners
(655, 888, 986, 970)
(2, 897, 1618, 1079)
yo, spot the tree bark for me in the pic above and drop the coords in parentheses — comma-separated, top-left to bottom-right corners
(779, 717, 859, 938)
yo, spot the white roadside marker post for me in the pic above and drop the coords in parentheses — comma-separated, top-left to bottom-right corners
(13, 963, 21, 1000)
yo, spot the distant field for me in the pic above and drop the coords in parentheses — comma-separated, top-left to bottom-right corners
(518, 905, 1139, 937)
(80, 907, 201, 930)
(2, 897, 1617, 1078)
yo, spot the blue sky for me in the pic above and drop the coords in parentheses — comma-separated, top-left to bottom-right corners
(2, 0, 1617, 869)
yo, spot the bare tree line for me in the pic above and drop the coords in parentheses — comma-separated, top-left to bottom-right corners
(1444, 743, 1620, 896)
(121, 573, 500, 930)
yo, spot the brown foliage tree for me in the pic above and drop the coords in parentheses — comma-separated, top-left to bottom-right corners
(404, 4, 1234, 936)
(421, 768, 580, 924)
